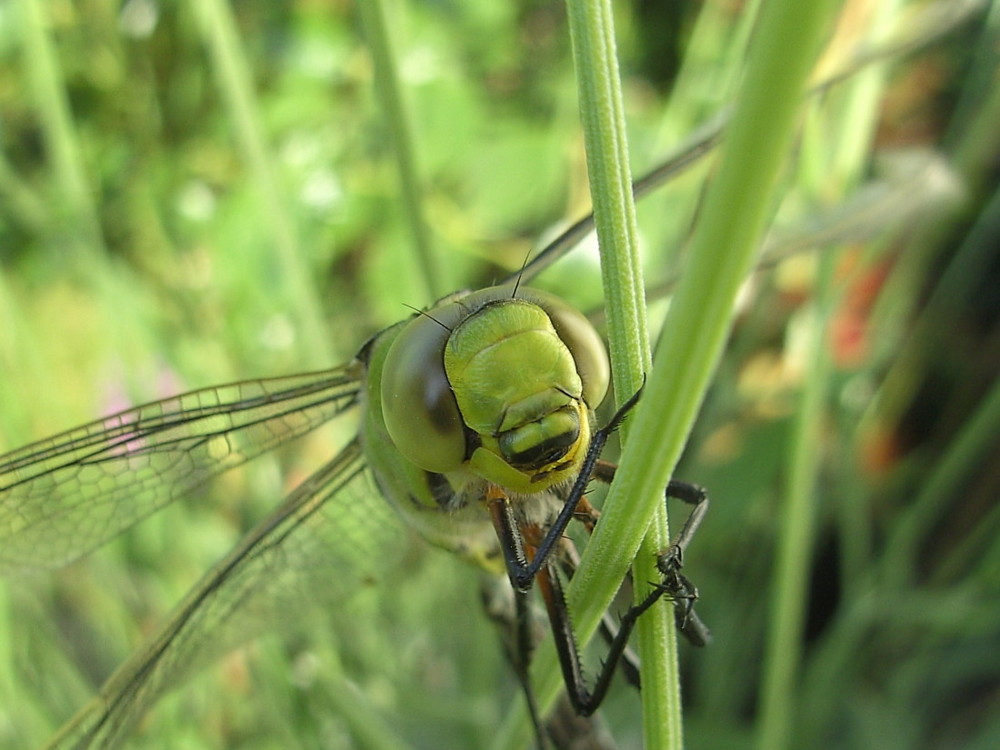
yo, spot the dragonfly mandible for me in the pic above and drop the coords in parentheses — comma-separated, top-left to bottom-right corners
(0, 150, 713, 750)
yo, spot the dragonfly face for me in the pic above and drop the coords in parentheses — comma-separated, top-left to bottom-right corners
(358, 284, 609, 571)
(380, 285, 609, 495)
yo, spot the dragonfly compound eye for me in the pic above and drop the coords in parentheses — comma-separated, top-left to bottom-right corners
(381, 307, 467, 474)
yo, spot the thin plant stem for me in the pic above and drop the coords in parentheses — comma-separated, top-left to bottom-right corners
(358, 0, 442, 301)
(190, 0, 330, 366)
(755, 254, 836, 750)
(561, 0, 679, 746)
(17, 0, 105, 269)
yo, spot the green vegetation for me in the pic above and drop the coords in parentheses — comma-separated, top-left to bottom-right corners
(1, 1, 997, 749)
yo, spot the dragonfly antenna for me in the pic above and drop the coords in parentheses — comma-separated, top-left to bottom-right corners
(404, 303, 452, 332)
(510, 246, 534, 299)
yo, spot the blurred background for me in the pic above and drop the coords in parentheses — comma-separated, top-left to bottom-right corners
(0, 0, 997, 748)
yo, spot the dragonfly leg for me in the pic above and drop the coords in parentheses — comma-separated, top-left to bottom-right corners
(592, 461, 711, 647)
(555, 528, 642, 691)
(486, 386, 646, 593)
(490, 493, 646, 717)
(513, 585, 552, 750)
(481, 577, 618, 750)
(536, 552, 668, 716)
(658, 480, 711, 646)
(487, 386, 710, 717)
(542, 537, 711, 716)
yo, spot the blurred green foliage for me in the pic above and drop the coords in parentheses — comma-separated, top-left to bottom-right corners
(1, 1, 998, 749)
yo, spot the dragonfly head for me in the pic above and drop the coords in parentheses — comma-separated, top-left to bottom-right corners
(381, 286, 609, 495)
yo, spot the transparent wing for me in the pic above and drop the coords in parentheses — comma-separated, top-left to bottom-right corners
(44, 437, 406, 750)
(0, 364, 364, 574)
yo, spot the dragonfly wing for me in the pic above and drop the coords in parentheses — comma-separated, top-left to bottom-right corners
(43, 437, 405, 750)
(0, 364, 364, 574)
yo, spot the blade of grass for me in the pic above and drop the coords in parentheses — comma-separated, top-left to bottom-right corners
(561, 0, 679, 747)
(358, 0, 442, 301)
(17, 0, 105, 271)
(755, 251, 836, 750)
(757, 3, 904, 746)
(882, 351, 1000, 586)
(189, 0, 330, 366)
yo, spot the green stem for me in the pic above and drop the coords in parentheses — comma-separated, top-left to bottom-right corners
(561, 0, 676, 746)
(190, 0, 330, 365)
(358, 0, 441, 301)
(755, 255, 835, 750)
(18, 0, 106, 269)
(883, 366, 1000, 585)
(580, 0, 838, 737)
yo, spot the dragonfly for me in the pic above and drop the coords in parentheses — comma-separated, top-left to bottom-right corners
(1, 122, 956, 748)
(0, 136, 716, 750)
